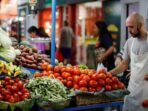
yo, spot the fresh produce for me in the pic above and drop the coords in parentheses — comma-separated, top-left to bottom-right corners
(0, 47, 21, 62)
(33, 63, 125, 93)
(0, 60, 22, 77)
(14, 45, 50, 70)
(142, 99, 148, 108)
(26, 77, 74, 102)
(0, 27, 12, 49)
(0, 77, 30, 103)
(78, 64, 88, 69)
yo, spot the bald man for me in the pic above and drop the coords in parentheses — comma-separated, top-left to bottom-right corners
(110, 12, 148, 111)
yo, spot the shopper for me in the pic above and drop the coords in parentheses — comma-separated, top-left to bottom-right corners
(28, 26, 46, 53)
(94, 21, 115, 71)
(110, 12, 148, 111)
(59, 21, 74, 64)
(9, 27, 18, 46)
(38, 27, 51, 56)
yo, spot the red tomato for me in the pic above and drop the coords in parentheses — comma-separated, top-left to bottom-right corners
(61, 79, 67, 85)
(48, 71, 53, 75)
(13, 93, 19, 102)
(73, 68, 80, 75)
(98, 68, 106, 74)
(73, 84, 79, 89)
(24, 93, 30, 97)
(67, 77, 73, 81)
(57, 77, 63, 81)
(79, 80, 87, 87)
(8, 96, 15, 103)
(9, 80, 14, 85)
(62, 72, 71, 79)
(22, 94, 29, 100)
(118, 82, 125, 89)
(66, 67, 72, 73)
(112, 77, 119, 83)
(1, 88, 6, 94)
(0, 85, 2, 89)
(98, 73, 106, 80)
(80, 69, 85, 74)
(112, 84, 118, 90)
(46, 64, 53, 71)
(89, 80, 98, 88)
(54, 73, 60, 78)
(89, 87, 96, 92)
(61, 67, 66, 73)
(79, 87, 88, 92)
(87, 71, 93, 77)
(18, 81, 24, 89)
(84, 69, 89, 75)
(91, 73, 99, 80)
(22, 88, 28, 93)
(142, 99, 148, 108)
(0, 94, 4, 100)
(98, 79, 106, 87)
(66, 81, 73, 88)
(73, 76, 80, 83)
(82, 75, 90, 82)
(11, 86, 19, 93)
(15, 78, 20, 82)
(105, 85, 112, 91)
(96, 86, 103, 92)
(54, 66, 60, 73)
(41, 62, 48, 70)
(106, 73, 113, 78)
(105, 78, 113, 85)
(4, 76, 11, 82)
(3, 90, 11, 95)
(17, 91, 23, 97)
(34, 72, 41, 78)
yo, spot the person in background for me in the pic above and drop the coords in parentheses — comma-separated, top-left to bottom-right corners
(110, 12, 148, 111)
(9, 27, 18, 46)
(94, 21, 115, 71)
(59, 21, 74, 64)
(38, 27, 51, 56)
(27, 26, 46, 53)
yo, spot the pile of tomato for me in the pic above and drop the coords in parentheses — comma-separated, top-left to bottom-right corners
(0, 77, 30, 103)
(33, 63, 125, 93)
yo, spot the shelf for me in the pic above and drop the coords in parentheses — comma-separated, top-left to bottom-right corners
(39, 101, 124, 111)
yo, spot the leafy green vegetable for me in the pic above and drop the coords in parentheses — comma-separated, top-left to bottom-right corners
(78, 64, 88, 69)
(26, 77, 74, 103)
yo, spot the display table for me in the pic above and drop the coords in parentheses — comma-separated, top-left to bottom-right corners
(39, 101, 123, 111)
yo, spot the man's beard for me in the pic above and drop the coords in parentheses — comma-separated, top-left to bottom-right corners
(130, 28, 141, 38)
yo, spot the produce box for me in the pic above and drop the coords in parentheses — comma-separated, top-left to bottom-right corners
(76, 89, 129, 106)
(0, 99, 34, 111)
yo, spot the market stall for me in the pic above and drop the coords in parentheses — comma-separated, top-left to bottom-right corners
(0, 1, 143, 111)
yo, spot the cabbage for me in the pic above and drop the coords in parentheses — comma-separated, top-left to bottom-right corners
(0, 27, 12, 49)
(0, 47, 17, 62)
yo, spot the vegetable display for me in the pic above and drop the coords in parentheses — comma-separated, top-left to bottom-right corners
(0, 77, 30, 103)
(33, 63, 125, 93)
(0, 60, 22, 77)
(14, 45, 50, 70)
(0, 27, 12, 49)
(26, 77, 73, 103)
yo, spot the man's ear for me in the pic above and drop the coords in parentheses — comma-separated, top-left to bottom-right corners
(138, 22, 144, 29)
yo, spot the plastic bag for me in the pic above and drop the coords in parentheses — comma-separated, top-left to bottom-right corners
(97, 63, 107, 72)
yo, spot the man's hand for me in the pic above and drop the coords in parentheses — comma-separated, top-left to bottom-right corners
(144, 74, 148, 81)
